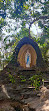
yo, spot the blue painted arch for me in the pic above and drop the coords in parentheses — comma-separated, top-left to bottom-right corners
(12, 37, 43, 67)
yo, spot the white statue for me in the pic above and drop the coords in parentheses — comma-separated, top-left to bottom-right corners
(25, 50, 31, 68)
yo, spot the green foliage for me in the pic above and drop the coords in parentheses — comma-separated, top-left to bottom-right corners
(33, 79, 40, 90)
(38, 21, 43, 28)
(42, 78, 45, 86)
(29, 75, 41, 90)
(40, 41, 49, 62)
(20, 75, 26, 82)
(0, 0, 49, 70)
(0, 18, 5, 28)
(9, 74, 15, 83)
(18, 28, 29, 39)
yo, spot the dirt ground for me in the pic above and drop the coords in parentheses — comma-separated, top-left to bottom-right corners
(0, 67, 49, 111)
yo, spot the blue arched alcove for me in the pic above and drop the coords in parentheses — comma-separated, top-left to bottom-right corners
(11, 37, 43, 67)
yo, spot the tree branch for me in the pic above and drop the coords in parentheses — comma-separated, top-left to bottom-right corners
(29, 15, 49, 37)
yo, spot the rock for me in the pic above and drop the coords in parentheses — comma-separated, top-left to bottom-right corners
(46, 85, 49, 89)
(40, 86, 49, 101)
(0, 105, 15, 111)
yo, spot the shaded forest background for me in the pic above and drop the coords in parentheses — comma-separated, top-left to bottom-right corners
(0, 0, 49, 70)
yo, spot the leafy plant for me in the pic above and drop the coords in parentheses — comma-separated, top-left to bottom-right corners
(20, 75, 26, 82)
(29, 75, 40, 90)
(9, 74, 15, 84)
(42, 78, 44, 86)
(33, 79, 40, 90)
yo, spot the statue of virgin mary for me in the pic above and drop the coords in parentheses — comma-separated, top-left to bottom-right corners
(25, 50, 31, 68)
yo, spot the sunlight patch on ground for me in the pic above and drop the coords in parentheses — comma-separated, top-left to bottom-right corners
(41, 100, 49, 111)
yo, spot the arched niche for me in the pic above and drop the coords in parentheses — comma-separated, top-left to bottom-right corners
(17, 44, 37, 69)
